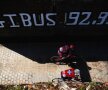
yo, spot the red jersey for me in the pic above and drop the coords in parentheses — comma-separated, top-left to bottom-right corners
(58, 44, 75, 58)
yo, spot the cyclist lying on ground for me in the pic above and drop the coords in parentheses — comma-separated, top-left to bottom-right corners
(57, 44, 77, 60)
(50, 44, 78, 65)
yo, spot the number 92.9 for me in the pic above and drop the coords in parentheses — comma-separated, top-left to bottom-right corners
(65, 12, 108, 25)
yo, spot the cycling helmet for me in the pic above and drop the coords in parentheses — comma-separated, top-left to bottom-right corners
(59, 47, 63, 52)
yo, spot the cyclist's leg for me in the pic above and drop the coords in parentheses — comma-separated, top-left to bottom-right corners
(68, 58, 78, 68)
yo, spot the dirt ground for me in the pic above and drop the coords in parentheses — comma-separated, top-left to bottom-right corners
(87, 61, 108, 82)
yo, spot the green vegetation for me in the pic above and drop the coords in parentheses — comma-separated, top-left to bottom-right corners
(0, 82, 107, 90)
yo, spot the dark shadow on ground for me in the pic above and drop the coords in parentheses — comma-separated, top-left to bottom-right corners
(2, 41, 108, 64)
(77, 60, 92, 82)
(2, 42, 61, 63)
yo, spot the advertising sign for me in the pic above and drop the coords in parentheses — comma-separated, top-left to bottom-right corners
(0, 0, 108, 41)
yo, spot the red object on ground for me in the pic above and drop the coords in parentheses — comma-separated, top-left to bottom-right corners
(61, 68, 75, 78)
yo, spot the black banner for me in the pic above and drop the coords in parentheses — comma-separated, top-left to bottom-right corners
(0, 0, 108, 41)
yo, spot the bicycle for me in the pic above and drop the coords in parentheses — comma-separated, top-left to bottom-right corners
(52, 77, 81, 86)
(50, 55, 77, 65)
